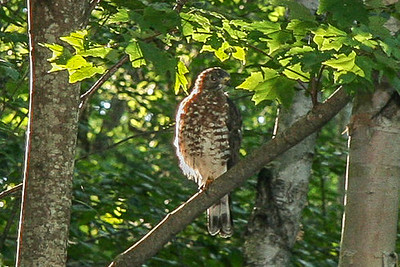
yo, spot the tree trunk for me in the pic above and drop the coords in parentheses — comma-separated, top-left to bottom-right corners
(244, 91, 317, 266)
(338, 86, 400, 267)
(16, 1, 88, 266)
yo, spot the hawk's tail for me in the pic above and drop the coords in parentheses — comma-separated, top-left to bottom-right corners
(207, 194, 233, 238)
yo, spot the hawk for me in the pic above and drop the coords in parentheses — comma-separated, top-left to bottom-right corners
(174, 67, 241, 237)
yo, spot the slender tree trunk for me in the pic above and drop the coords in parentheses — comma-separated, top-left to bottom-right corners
(244, 92, 317, 266)
(16, 1, 88, 266)
(338, 86, 400, 267)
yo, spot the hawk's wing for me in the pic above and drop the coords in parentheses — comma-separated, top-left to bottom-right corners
(227, 97, 242, 169)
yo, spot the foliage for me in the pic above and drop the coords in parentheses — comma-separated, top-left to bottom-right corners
(0, 0, 399, 266)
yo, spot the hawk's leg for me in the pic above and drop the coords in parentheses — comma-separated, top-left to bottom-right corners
(200, 178, 214, 191)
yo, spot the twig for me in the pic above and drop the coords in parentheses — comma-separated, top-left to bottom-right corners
(79, 0, 189, 114)
(0, 183, 22, 200)
(81, 0, 101, 26)
(173, 0, 189, 12)
(78, 54, 129, 113)
(108, 86, 351, 266)
(0, 198, 20, 250)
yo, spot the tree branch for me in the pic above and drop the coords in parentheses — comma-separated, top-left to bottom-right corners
(108, 86, 351, 267)
(0, 183, 22, 200)
(78, 54, 129, 113)
(173, 0, 189, 12)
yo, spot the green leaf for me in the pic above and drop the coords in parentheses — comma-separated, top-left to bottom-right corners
(60, 30, 87, 52)
(368, 16, 391, 39)
(0, 61, 19, 80)
(125, 42, 146, 68)
(237, 71, 264, 90)
(318, 0, 368, 28)
(301, 50, 332, 73)
(355, 56, 374, 82)
(270, 0, 315, 21)
(267, 31, 293, 54)
(313, 25, 348, 51)
(42, 43, 65, 61)
(180, 13, 211, 42)
(109, 9, 130, 23)
(250, 20, 281, 35)
(214, 42, 230, 62)
(143, 6, 180, 34)
(79, 47, 113, 59)
(223, 20, 247, 39)
(282, 62, 310, 82)
(174, 61, 189, 94)
(65, 55, 89, 71)
(138, 41, 176, 78)
(69, 65, 105, 83)
(323, 51, 364, 77)
(180, 13, 211, 31)
(287, 19, 311, 38)
(252, 76, 295, 107)
(232, 46, 246, 64)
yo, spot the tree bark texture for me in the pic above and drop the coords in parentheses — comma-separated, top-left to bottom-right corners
(16, 1, 88, 266)
(244, 91, 317, 266)
(108, 87, 350, 267)
(339, 86, 400, 267)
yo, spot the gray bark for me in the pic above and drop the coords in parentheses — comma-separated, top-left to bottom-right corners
(243, 0, 319, 263)
(244, 91, 317, 266)
(339, 86, 400, 267)
(16, 1, 89, 266)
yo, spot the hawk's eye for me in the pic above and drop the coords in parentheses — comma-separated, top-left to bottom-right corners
(210, 74, 218, 81)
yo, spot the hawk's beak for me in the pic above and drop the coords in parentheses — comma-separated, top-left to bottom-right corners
(222, 75, 230, 85)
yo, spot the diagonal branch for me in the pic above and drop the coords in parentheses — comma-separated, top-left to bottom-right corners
(0, 183, 22, 200)
(108, 86, 351, 267)
(78, 54, 129, 113)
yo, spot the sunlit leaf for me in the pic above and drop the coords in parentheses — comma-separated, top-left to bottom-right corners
(60, 30, 87, 52)
(109, 9, 130, 23)
(312, 25, 348, 51)
(138, 41, 176, 78)
(174, 61, 189, 94)
(215, 42, 230, 62)
(65, 55, 89, 70)
(79, 47, 113, 58)
(251, 76, 295, 107)
(323, 51, 364, 77)
(237, 71, 264, 90)
(126, 41, 146, 68)
(251, 20, 281, 35)
(232, 46, 246, 64)
(69, 64, 105, 83)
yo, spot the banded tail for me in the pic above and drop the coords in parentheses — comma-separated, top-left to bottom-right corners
(207, 194, 233, 238)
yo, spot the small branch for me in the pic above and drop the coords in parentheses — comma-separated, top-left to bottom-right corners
(108, 86, 351, 267)
(78, 54, 129, 113)
(310, 76, 318, 106)
(80, 0, 101, 26)
(79, 0, 189, 114)
(0, 198, 20, 250)
(173, 0, 189, 12)
(0, 183, 22, 200)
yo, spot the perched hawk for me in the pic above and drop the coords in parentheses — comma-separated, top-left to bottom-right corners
(174, 67, 241, 237)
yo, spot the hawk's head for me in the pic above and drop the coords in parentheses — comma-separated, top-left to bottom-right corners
(195, 67, 230, 92)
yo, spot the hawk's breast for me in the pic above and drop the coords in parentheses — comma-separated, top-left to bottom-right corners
(175, 91, 230, 186)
